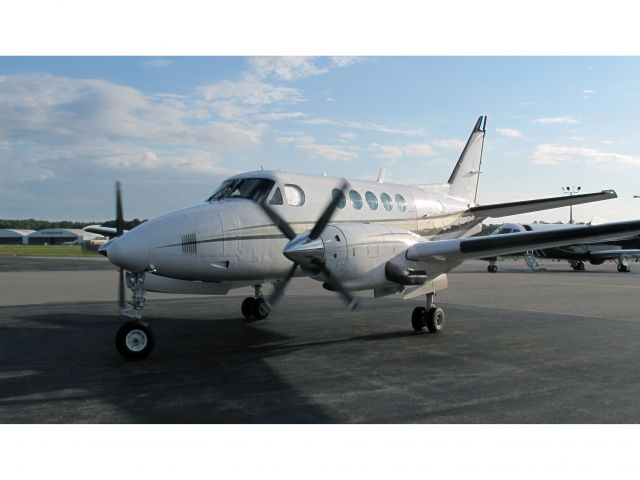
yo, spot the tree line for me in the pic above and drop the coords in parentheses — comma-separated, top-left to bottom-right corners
(0, 218, 147, 231)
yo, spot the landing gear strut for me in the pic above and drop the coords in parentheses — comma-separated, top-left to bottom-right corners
(241, 285, 270, 320)
(115, 271, 156, 359)
(411, 292, 445, 333)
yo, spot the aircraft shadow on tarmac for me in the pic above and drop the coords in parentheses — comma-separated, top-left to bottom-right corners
(0, 299, 433, 424)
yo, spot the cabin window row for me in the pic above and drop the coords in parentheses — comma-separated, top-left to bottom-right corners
(333, 188, 407, 212)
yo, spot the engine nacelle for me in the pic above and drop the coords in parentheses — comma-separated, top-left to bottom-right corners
(317, 222, 423, 291)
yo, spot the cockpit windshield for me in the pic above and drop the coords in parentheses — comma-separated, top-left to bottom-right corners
(207, 178, 275, 203)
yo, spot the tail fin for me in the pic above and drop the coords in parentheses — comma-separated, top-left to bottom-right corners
(447, 115, 487, 203)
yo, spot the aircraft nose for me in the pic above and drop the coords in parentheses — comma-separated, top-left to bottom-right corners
(105, 230, 150, 272)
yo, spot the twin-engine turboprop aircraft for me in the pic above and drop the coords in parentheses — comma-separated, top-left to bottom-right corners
(92, 116, 640, 359)
(484, 222, 640, 272)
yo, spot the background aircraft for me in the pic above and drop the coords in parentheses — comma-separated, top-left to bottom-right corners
(484, 222, 640, 272)
(91, 116, 640, 359)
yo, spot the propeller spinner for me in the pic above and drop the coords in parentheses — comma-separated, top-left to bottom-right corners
(258, 180, 360, 313)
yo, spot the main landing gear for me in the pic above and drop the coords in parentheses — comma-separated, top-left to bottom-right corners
(241, 285, 270, 320)
(571, 261, 586, 271)
(115, 271, 156, 360)
(617, 257, 631, 272)
(411, 292, 445, 333)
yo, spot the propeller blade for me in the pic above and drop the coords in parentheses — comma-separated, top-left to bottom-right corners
(258, 201, 297, 241)
(313, 260, 360, 312)
(265, 264, 298, 312)
(118, 268, 125, 308)
(115, 181, 124, 237)
(308, 179, 349, 241)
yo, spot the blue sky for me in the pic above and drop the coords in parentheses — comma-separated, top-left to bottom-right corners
(2, 56, 640, 223)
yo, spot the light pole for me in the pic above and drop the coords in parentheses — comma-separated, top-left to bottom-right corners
(562, 186, 581, 224)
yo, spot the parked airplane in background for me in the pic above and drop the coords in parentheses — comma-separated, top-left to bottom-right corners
(485, 222, 640, 272)
(89, 116, 640, 360)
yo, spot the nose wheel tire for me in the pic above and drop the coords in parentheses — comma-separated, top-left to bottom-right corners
(487, 264, 498, 273)
(241, 297, 270, 320)
(241, 297, 256, 319)
(115, 320, 155, 359)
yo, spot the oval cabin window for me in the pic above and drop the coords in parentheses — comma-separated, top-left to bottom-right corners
(395, 194, 407, 212)
(365, 191, 378, 210)
(349, 190, 363, 209)
(332, 188, 346, 209)
(381, 192, 393, 211)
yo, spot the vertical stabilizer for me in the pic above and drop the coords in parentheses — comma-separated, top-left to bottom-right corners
(447, 115, 487, 203)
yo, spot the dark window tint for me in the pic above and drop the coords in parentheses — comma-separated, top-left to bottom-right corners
(365, 191, 378, 210)
(269, 187, 284, 205)
(349, 190, 363, 209)
(381, 192, 393, 211)
(332, 188, 346, 209)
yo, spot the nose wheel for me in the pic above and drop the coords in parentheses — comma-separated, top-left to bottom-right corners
(115, 320, 155, 359)
(241, 285, 270, 320)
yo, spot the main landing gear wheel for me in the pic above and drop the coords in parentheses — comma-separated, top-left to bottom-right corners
(572, 261, 586, 271)
(618, 265, 631, 273)
(411, 307, 427, 331)
(487, 264, 498, 273)
(241, 297, 270, 320)
(115, 320, 155, 360)
(426, 307, 445, 333)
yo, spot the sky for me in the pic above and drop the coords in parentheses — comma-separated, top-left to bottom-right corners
(2, 56, 640, 223)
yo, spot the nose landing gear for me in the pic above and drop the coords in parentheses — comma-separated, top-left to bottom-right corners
(241, 285, 270, 320)
(115, 271, 156, 360)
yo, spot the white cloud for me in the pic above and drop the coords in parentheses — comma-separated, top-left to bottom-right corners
(432, 138, 465, 150)
(340, 132, 356, 141)
(255, 111, 306, 121)
(496, 128, 523, 138)
(303, 117, 426, 136)
(532, 116, 579, 125)
(249, 56, 360, 81)
(278, 133, 357, 161)
(530, 144, 640, 167)
(199, 76, 304, 106)
(0, 74, 265, 181)
(370, 143, 436, 162)
(583, 89, 595, 95)
(143, 59, 173, 68)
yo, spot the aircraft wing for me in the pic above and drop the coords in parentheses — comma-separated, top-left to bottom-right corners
(468, 189, 617, 219)
(406, 219, 640, 263)
(84, 225, 126, 238)
(589, 249, 640, 260)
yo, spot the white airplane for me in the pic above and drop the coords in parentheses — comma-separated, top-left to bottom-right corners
(92, 116, 640, 359)
(484, 222, 640, 272)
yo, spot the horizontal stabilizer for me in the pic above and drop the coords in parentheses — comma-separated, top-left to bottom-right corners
(469, 190, 617, 219)
(407, 218, 640, 263)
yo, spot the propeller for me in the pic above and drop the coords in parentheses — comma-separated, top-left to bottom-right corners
(115, 181, 125, 308)
(258, 180, 360, 312)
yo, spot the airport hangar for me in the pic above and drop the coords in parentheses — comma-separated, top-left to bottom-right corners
(0, 229, 35, 245)
(25, 228, 102, 245)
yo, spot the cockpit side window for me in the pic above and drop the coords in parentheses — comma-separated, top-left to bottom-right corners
(269, 187, 284, 205)
(207, 178, 275, 203)
(284, 184, 305, 206)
